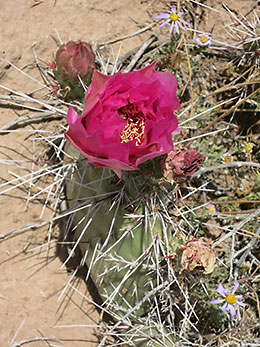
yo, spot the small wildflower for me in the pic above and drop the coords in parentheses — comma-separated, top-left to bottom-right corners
(209, 281, 246, 318)
(196, 33, 212, 46)
(240, 265, 248, 274)
(201, 90, 208, 98)
(221, 152, 233, 164)
(206, 204, 216, 216)
(156, 7, 190, 36)
(241, 143, 253, 154)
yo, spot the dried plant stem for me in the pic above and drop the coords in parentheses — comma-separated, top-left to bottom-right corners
(0, 94, 60, 105)
(188, 86, 260, 145)
(182, 34, 194, 117)
(213, 208, 260, 248)
(192, 161, 260, 178)
(123, 34, 158, 72)
(11, 337, 61, 347)
(0, 112, 63, 131)
(210, 199, 260, 205)
(98, 23, 155, 47)
(234, 226, 260, 271)
(208, 63, 258, 96)
(0, 221, 49, 240)
(208, 75, 260, 97)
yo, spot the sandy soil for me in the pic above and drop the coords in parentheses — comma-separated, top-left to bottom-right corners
(0, 0, 256, 346)
(0, 1, 155, 345)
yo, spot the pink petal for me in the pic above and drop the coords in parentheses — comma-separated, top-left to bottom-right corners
(83, 69, 111, 114)
(67, 105, 79, 124)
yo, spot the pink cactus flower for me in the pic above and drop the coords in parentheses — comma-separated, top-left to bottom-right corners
(55, 40, 95, 83)
(65, 62, 181, 177)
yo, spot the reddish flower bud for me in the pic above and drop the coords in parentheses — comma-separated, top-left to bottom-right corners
(55, 40, 95, 83)
(162, 147, 205, 183)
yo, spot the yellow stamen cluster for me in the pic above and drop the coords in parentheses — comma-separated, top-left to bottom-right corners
(208, 205, 215, 215)
(170, 13, 179, 22)
(199, 35, 208, 44)
(242, 143, 253, 153)
(120, 118, 145, 146)
(222, 154, 232, 163)
(226, 294, 237, 305)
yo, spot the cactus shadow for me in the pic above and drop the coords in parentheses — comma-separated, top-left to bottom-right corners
(56, 217, 113, 324)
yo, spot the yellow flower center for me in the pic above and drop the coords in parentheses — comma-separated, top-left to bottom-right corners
(226, 294, 237, 305)
(118, 101, 153, 146)
(243, 144, 253, 153)
(199, 35, 208, 44)
(223, 154, 232, 163)
(170, 13, 179, 22)
(120, 118, 145, 146)
(208, 205, 215, 215)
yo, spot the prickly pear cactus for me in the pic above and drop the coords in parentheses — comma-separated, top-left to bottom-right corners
(64, 142, 175, 346)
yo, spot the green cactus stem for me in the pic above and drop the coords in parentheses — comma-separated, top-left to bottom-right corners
(63, 142, 176, 346)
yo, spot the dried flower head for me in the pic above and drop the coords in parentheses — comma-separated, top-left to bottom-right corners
(196, 33, 212, 46)
(156, 7, 190, 36)
(221, 152, 233, 164)
(206, 204, 216, 216)
(209, 281, 246, 318)
(162, 147, 205, 183)
(180, 238, 216, 274)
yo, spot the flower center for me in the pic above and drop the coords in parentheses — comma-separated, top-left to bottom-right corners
(243, 144, 253, 153)
(208, 205, 215, 215)
(199, 35, 208, 44)
(118, 101, 152, 146)
(170, 13, 179, 22)
(226, 294, 237, 305)
(223, 154, 232, 163)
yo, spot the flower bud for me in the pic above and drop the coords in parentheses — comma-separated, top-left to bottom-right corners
(55, 40, 95, 84)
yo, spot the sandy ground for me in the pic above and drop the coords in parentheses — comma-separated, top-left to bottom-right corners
(0, 1, 154, 345)
(0, 0, 256, 346)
